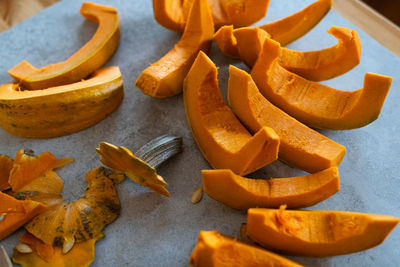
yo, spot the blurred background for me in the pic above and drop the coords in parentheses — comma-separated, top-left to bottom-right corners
(0, 0, 399, 33)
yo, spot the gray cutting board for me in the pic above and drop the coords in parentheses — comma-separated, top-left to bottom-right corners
(0, 0, 399, 266)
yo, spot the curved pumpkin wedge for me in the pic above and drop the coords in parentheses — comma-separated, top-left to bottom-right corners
(228, 66, 345, 173)
(233, 26, 361, 81)
(184, 52, 280, 176)
(213, 0, 332, 57)
(247, 207, 400, 256)
(12, 232, 100, 267)
(0, 66, 124, 138)
(251, 39, 392, 130)
(136, 0, 214, 98)
(202, 167, 339, 211)
(261, 0, 332, 46)
(189, 230, 303, 267)
(8, 2, 120, 90)
(0, 192, 47, 241)
(0, 155, 13, 191)
(96, 142, 170, 197)
(153, 0, 269, 33)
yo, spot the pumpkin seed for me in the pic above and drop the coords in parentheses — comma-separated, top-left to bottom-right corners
(191, 187, 203, 204)
(0, 213, 5, 222)
(63, 238, 75, 254)
(15, 243, 32, 254)
(0, 245, 12, 267)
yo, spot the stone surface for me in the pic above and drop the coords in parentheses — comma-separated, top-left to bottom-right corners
(0, 0, 399, 266)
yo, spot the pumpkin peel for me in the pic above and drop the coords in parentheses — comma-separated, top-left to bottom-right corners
(8, 2, 120, 90)
(247, 207, 400, 256)
(184, 51, 280, 176)
(136, 0, 214, 98)
(96, 142, 170, 197)
(228, 65, 346, 173)
(251, 39, 392, 130)
(202, 167, 340, 211)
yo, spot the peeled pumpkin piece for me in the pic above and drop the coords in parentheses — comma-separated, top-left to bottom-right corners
(0, 155, 13, 191)
(8, 2, 120, 90)
(184, 51, 280, 176)
(0, 66, 124, 138)
(251, 38, 392, 130)
(0, 192, 47, 241)
(153, 0, 269, 33)
(233, 26, 361, 81)
(189, 230, 303, 267)
(202, 167, 339, 211)
(136, 0, 214, 98)
(228, 66, 345, 173)
(12, 231, 100, 267)
(96, 142, 170, 197)
(213, 0, 332, 57)
(246, 207, 400, 256)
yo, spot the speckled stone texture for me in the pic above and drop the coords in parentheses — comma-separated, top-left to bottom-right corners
(0, 0, 399, 266)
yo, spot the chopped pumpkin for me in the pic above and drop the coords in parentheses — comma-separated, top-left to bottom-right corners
(8, 2, 120, 90)
(183, 51, 280, 176)
(247, 207, 400, 256)
(251, 38, 392, 130)
(189, 230, 304, 267)
(136, 0, 214, 98)
(227, 65, 345, 173)
(202, 167, 339, 211)
(0, 155, 13, 191)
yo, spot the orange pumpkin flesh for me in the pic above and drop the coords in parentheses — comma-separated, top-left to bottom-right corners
(8, 2, 120, 90)
(0, 66, 124, 139)
(202, 167, 339, 211)
(189, 230, 304, 267)
(153, 0, 269, 33)
(136, 0, 214, 98)
(184, 51, 280, 176)
(247, 207, 399, 256)
(251, 38, 392, 130)
(12, 232, 100, 267)
(228, 65, 345, 173)
(0, 155, 13, 191)
(213, 0, 332, 57)
(0, 192, 47, 241)
(233, 26, 361, 81)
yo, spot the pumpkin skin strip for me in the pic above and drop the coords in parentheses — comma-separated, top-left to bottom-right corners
(153, 0, 270, 33)
(213, 0, 332, 57)
(202, 167, 339, 211)
(189, 230, 304, 267)
(233, 26, 361, 81)
(8, 2, 120, 90)
(0, 155, 13, 191)
(251, 39, 392, 130)
(136, 0, 214, 98)
(184, 51, 280, 176)
(0, 192, 47, 241)
(228, 66, 345, 173)
(0, 66, 124, 138)
(246, 207, 400, 257)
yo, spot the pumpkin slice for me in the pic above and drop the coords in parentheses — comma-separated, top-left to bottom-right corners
(213, 0, 332, 57)
(8, 2, 120, 90)
(12, 232, 100, 267)
(189, 230, 303, 267)
(0, 66, 124, 138)
(227, 65, 345, 173)
(96, 142, 170, 197)
(0, 155, 13, 191)
(233, 26, 361, 81)
(184, 52, 280, 176)
(153, 0, 269, 33)
(251, 39, 392, 130)
(202, 167, 339, 211)
(246, 207, 400, 256)
(136, 0, 214, 98)
(0, 192, 47, 241)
